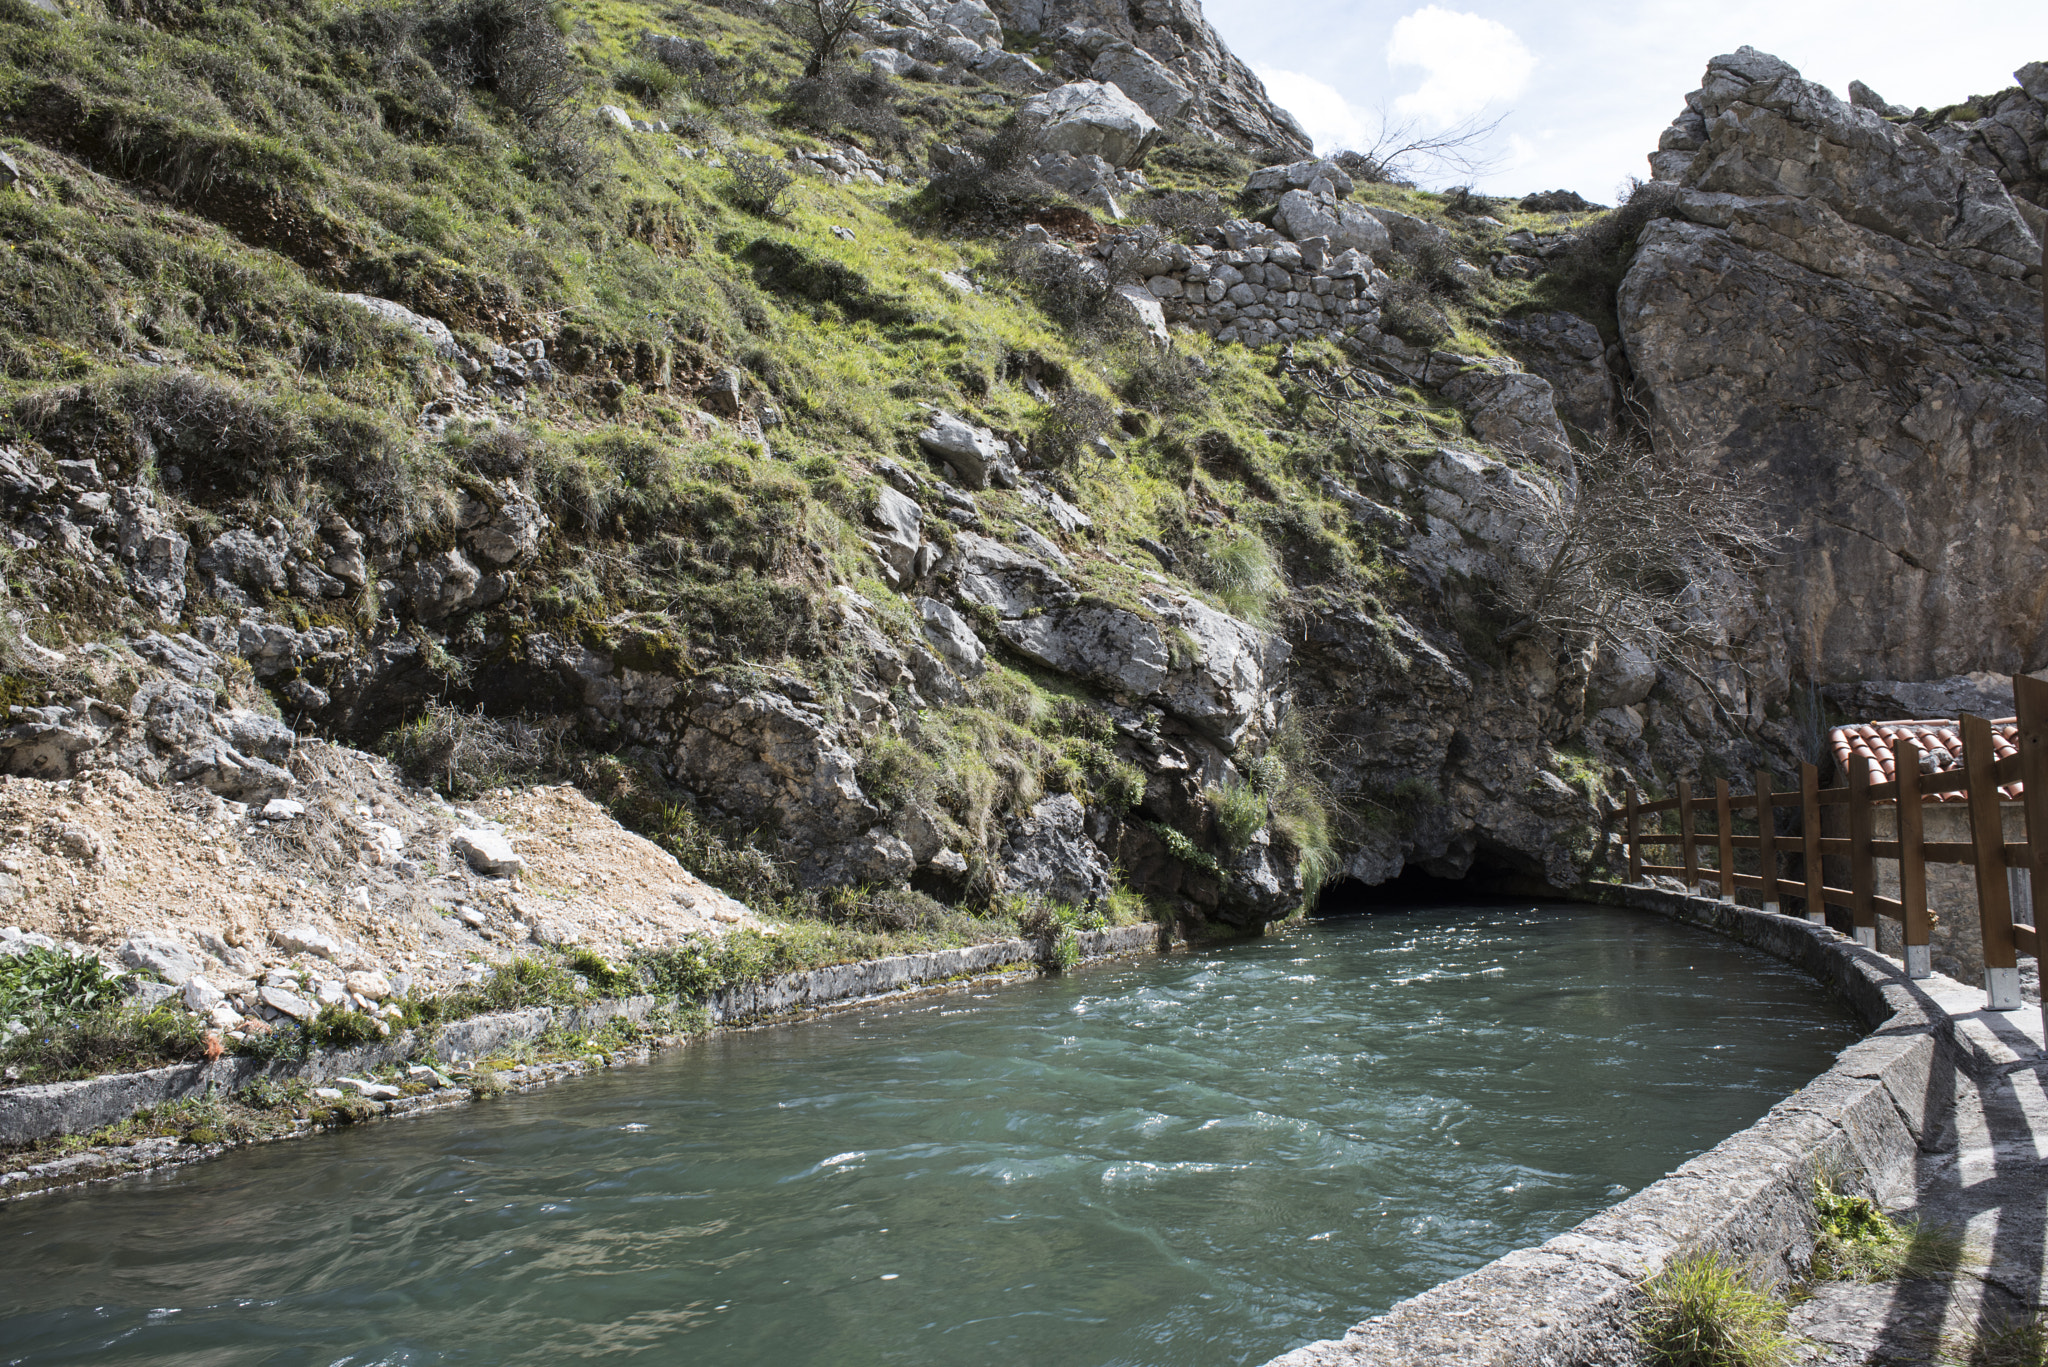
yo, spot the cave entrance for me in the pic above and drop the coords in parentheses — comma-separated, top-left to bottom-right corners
(1312, 855, 1531, 916)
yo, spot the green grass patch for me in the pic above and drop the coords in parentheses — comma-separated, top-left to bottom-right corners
(1637, 1252, 1803, 1367)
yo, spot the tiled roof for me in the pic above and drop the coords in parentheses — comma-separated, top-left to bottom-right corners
(1829, 720, 2021, 801)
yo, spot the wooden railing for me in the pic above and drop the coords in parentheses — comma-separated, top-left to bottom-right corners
(1619, 675, 2048, 1011)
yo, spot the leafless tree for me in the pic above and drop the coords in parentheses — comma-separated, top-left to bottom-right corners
(1483, 428, 1782, 681)
(1333, 110, 1509, 187)
(781, 0, 870, 79)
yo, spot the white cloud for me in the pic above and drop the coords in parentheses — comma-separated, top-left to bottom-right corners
(1386, 6, 1535, 127)
(1255, 66, 1378, 154)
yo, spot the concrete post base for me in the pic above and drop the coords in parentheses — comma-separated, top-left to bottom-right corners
(1986, 965, 2022, 1011)
(1906, 945, 1932, 979)
(1807, 912, 1828, 927)
(1762, 901, 1779, 914)
(1855, 926, 1877, 949)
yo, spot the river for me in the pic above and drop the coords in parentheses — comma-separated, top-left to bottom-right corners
(0, 901, 1857, 1366)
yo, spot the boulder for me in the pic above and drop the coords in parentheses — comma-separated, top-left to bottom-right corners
(197, 528, 287, 597)
(1436, 366, 1575, 471)
(868, 485, 925, 584)
(1112, 283, 1169, 343)
(452, 828, 524, 877)
(971, 49, 1045, 89)
(916, 412, 1005, 489)
(951, 532, 1076, 619)
(1366, 205, 1452, 256)
(1490, 312, 1616, 444)
(336, 293, 467, 363)
(258, 984, 314, 1022)
(1247, 157, 1355, 199)
(918, 597, 986, 677)
(862, 47, 919, 77)
(119, 934, 201, 985)
(1003, 603, 1170, 699)
(455, 483, 548, 566)
(999, 793, 1112, 906)
(271, 924, 346, 961)
(1017, 81, 1159, 168)
(937, 0, 1001, 46)
(1088, 44, 1192, 124)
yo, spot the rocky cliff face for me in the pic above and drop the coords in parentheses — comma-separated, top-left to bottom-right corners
(1624, 49, 2048, 687)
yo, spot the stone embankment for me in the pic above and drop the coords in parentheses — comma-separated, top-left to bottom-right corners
(1266, 885, 2046, 1366)
(0, 921, 1163, 1199)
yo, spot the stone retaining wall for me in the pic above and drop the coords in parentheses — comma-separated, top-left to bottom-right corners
(0, 922, 1165, 1151)
(1264, 885, 1969, 1367)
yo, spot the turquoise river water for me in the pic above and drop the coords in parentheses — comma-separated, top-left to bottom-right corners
(0, 902, 1858, 1366)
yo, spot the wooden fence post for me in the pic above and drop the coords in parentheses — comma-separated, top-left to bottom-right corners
(1963, 712, 2021, 1010)
(1802, 762, 1825, 926)
(1894, 735, 1930, 979)
(1755, 769, 1778, 913)
(2015, 675, 2048, 1037)
(1715, 778, 1736, 902)
(1626, 785, 1642, 885)
(1679, 778, 1699, 895)
(1849, 753, 1877, 949)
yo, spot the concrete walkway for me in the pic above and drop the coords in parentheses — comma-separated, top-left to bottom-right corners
(1794, 973, 2048, 1364)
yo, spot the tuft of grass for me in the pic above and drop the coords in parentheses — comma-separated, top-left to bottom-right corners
(1197, 528, 1285, 624)
(1810, 1175, 1964, 1282)
(1204, 779, 1267, 856)
(1952, 1319, 2048, 1366)
(1637, 1252, 1803, 1367)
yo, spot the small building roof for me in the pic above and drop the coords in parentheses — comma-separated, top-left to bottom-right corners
(1828, 720, 2021, 801)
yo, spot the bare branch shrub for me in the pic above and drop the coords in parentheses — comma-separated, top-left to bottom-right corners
(998, 236, 1134, 341)
(1332, 110, 1507, 187)
(418, 0, 581, 126)
(383, 702, 579, 798)
(1480, 429, 1781, 668)
(1031, 388, 1114, 467)
(778, 0, 870, 79)
(726, 150, 793, 215)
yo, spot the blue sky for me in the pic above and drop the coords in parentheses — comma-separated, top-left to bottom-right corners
(1201, 0, 2048, 201)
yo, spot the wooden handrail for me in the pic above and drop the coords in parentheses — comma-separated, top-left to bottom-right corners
(1616, 683, 2040, 1008)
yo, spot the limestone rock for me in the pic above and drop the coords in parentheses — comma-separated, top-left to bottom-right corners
(868, 485, 925, 584)
(981, 0, 1308, 161)
(258, 984, 314, 1021)
(119, 935, 201, 985)
(451, 829, 524, 877)
(918, 597, 987, 677)
(1088, 43, 1192, 124)
(1112, 283, 1169, 343)
(916, 411, 1006, 489)
(1017, 81, 1159, 168)
(271, 924, 346, 961)
(455, 483, 548, 567)
(336, 294, 467, 364)
(1436, 365, 1575, 471)
(1491, 312, 1616, 444)
(999, 793, 1112, 905)
(1621, 48, 2048, 682)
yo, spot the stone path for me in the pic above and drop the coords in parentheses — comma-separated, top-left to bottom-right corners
(1794, 975, 2048, 1364)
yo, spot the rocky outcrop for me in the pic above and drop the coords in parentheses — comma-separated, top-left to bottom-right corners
(1625, 49, 2048, 685)
(982, 0, 1307, 160)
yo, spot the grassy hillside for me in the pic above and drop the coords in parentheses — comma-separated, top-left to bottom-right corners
(0, 0, 1616, 929)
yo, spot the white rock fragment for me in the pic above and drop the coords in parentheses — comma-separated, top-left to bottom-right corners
(181, 975, 224, 1012)
(337, 1077, 402, 1100)
(258, 984, 314, 1021)
(272, 924, 344, 961)
(452, 828, 524, 876)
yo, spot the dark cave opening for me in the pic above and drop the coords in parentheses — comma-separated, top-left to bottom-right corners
(1311, 855, 1534, 915)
